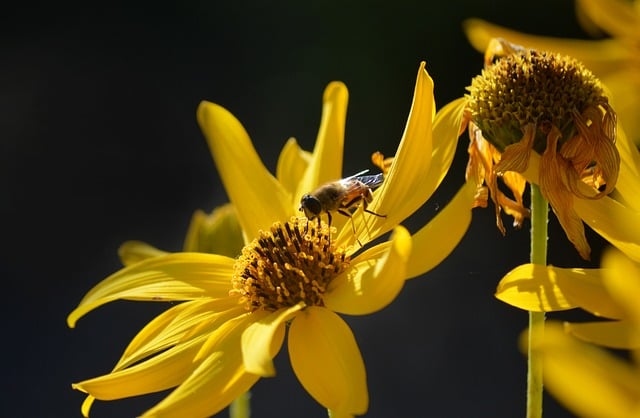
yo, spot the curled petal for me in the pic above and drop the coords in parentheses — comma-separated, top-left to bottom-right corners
(289, 307, 368, 416)
(406, 181, 476, 279)
(325, 226, 411, 315)
(241, 303, 303, 376)
(197, 101, 290, 238)
(539, 128, 591, 259)
(494, 123, 535, 174)
(67, 253, 235, 328)
(496, 263, 624, 318)
(341, 62, 436, 244)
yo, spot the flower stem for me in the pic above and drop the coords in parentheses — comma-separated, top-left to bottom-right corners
(229, 392, 251, 418)
(527, 184, 548, 418)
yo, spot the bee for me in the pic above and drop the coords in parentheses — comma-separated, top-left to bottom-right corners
(299, 170, 386, 243)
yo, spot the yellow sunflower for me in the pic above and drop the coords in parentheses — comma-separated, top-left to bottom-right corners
(67, 62, 474, 418)
(452, 37, 627, 260)
(523, 249, 640, 418)
(464, 0, 640, 143)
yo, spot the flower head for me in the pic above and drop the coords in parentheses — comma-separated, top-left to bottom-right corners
(464, 0, 640, 143)
(67, 63, 470, 418)
(463, 38, 620, 259)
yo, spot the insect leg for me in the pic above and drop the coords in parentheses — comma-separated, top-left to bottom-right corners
(338, 209, 362, 247)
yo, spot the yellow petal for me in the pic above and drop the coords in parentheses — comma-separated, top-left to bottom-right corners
(602, 249, 640, 325)
(276, 137, 311, 198)
(141, 313, 259, 418)
(74, 332, 208, 400)
(289, 307, 368, 415)
(566, 320, 640, 349)
(182, 205, 244, 258)
(295, 82, 348, 203)
(67, 252, 234, 328)
(524, 322, 640, 418)
(118, 241, 168, 266)
(343, 62, 434, 244)
(241, 302, 303, 376)
(116, 298, 243, 370)
(325, 226, 411, 315)
(197, 101, 290, 239)
(406, 180, 476, 279)
(463, 18, 631, 75)
(577, 0, 640, 40)
(496, 264, 624, 318)
(615, 127, 640, 211)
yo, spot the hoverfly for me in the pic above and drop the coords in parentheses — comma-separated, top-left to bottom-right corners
(299, 170, 386, 244)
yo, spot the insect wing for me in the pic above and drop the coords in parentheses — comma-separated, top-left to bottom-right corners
(354, 173, 384, 190)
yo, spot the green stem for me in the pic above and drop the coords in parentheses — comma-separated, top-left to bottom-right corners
(527, 184, 548, 418)
(229, 392, 251, 418)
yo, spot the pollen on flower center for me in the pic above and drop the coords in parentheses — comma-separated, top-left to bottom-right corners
(231, 217, 350, 312)
(467, 48, 607, 153)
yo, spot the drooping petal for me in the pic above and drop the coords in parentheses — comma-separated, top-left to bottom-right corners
(295, 82, 348, 203)
(522, 151, 640, 262)
(496, 264, 624, 318)
(524, 322, 640, 418)
(289, 307, 368, 416)
(566, 320, 640, 349)
(197, 101, 290, 239)
(325, 226, 411, 315)
(405, 180, 476, 279)
(118, 241, 168, 266)
(67, 253, 235, 327)
(74, 332, 209, 400)
(276, 137, 311, 198)
(182, 205, 244, 258)
(241, 302, 303, 376)
(141, 313, 260, 418)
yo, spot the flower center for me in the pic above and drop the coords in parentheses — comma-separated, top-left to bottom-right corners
(231, 217, 350, 312)
(466, 49, 606, 153)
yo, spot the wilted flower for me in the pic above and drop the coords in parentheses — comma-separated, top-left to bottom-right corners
(461, 38, 620, 259)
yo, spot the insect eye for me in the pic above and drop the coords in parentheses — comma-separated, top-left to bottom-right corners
(300, 194, 322, 217)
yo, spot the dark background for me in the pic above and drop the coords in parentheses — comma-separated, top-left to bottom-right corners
(3, 1, 603, 417)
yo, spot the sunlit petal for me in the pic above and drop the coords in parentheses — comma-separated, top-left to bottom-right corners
(67, 253, 235, 328)
(276, 137, 311, 198)
(197, 101, 290, 238)
(289, 307, 368, 415)
(344, 62, 434, 243)
(295, 82, 348, 201)
(325, 226, 411, 315)
(241, 303, 303, 376)
(406, 180, 476, 279)
(577, 0, 640, 40)
(602, 249, 640, 324)
(141, 313, 259, 418)
(496, 264, 624, 318)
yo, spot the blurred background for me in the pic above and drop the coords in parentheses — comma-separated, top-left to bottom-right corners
(2, 1, 604, 417)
